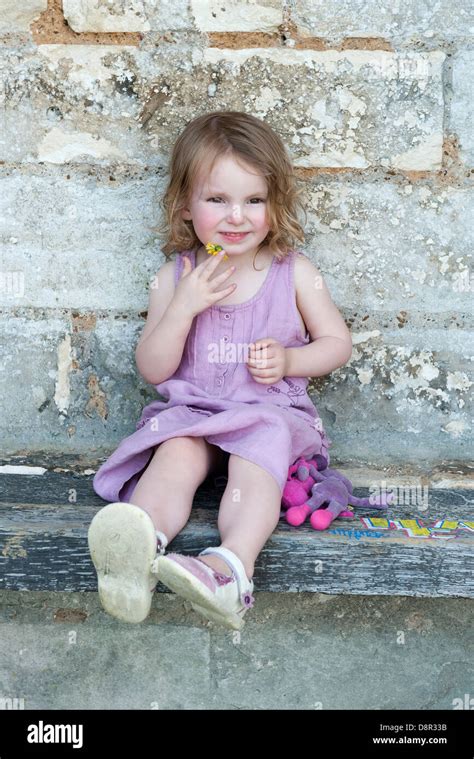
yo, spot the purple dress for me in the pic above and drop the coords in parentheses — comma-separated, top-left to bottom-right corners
(93, 247, 332, 502)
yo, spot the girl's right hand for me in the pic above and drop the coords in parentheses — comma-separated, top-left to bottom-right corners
(172, 251, 237, 319)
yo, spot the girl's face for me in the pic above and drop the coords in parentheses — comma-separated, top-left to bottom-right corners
(181, 154, 271, 258)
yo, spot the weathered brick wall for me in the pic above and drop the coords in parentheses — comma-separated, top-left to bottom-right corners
(1, 1, 472, 466)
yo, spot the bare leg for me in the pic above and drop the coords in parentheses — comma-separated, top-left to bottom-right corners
(198, 454, 282, 580)
(128, 436, 224, 542)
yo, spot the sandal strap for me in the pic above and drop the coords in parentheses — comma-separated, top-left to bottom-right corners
(198, 546, 254, 603)
(155, 530, 169, 555)
(198, 547, 255, 611)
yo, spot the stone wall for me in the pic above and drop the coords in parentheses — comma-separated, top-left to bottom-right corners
(1, 1, 472, 465)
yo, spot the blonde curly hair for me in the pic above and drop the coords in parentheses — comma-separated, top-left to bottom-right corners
(151, 111, 307, 265)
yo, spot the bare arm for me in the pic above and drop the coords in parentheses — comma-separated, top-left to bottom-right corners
(285, 336, 352, 378)
(135, 252, 236, 385)
(287, 253, 352, 377)
(135, 261, 193, 385)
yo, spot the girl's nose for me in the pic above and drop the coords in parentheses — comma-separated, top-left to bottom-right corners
(229, 204, 243, 220)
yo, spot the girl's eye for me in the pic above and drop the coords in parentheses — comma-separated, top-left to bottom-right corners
(207, 198, 265, 203)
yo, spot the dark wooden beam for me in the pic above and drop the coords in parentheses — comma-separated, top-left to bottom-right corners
(0, 471, 472, 597)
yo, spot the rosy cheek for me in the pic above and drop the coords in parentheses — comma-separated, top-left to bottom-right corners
(258, 210, 271, 230)
(199, 206, 220, 224)
(202, 206, 222, 221)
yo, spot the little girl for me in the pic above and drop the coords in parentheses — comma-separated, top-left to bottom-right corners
(88, 110, 352, 631)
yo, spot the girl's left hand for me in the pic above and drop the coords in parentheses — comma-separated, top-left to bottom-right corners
(246, 337, 288, 384)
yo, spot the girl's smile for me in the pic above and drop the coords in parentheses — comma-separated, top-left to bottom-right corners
(181, 154, 271, 270)
(219, 232, 250, 243)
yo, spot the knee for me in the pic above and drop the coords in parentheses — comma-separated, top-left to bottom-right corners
(157, 435, 204, 453)
(227, 454, 281, 495)
(153, 436, 212, 479)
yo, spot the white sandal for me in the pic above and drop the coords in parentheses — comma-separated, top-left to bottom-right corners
(154, 546, 255, 631)
(88, 501, 168, 623)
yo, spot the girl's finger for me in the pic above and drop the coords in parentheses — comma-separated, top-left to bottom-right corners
(249, 364, 277, 377)
(248, 352, 276, 362)
(200, 250, 227, 276)
(211, 282, 237, 303)
(249, 347, 274, 358)
(248, 357, 276, 367)
(254, 340, 275, 350)
(211, 265, 236, 287)
(252, 375, 275, 384)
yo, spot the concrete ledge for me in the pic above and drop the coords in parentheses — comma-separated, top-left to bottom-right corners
(0, 589, 472, 710)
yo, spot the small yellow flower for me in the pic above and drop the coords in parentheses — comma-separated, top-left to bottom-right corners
(205, 242, 228, 260)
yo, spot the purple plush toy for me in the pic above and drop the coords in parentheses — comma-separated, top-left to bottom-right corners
(282, 455, 394, 531)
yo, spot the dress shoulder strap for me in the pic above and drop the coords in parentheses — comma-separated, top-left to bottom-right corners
(174, 249, 196, 285)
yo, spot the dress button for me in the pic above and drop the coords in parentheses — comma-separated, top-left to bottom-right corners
(224, 313, 231, 320)
(223, 336, 229, 342)
(217, 378, 223, 386)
